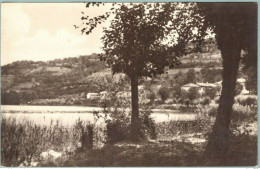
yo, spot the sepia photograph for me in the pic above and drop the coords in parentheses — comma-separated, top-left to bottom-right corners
(1, 2, 258, 167)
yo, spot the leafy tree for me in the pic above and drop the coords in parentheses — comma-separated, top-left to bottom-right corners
(80, 3, 203, 141)
(197, 2, 257, 160)
(186, 68, 196, 84)
(185, 87, 199, 101)
(171, 84, 182, 99)
(200, 68, 222, 83)
(158, 87, 169, 102)
(148, 91, 156, 103)
(204, 87, 217, 99)
(79, 3, 257, 157)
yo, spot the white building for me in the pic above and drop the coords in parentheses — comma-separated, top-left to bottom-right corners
(237, 78, 250, 95)
(181, 82, 217, 95)
(87, 93, 100, 99)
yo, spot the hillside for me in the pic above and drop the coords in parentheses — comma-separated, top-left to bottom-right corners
(1, 54, 110, 104)
(1, 49, 224, 106)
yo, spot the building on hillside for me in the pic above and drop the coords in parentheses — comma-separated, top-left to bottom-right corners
(197, 82, 217, 94)
(181, 83, 200, 91)
(214, 78, 249, 95)
(237, 78, 249, 95)
(181, 82, 217, 95)
(87, 93, 100, 99)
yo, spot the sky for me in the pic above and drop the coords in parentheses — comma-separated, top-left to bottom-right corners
(1, 3, 214, 66)
(1, 3, 111, 66)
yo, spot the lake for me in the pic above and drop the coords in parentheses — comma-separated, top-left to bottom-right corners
(1, 105, 196, 127)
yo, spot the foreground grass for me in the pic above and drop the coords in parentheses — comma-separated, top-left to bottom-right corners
(62, 135, 257, 167)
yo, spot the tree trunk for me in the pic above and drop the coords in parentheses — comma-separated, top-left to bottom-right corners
(205, 40, 241, 163)
(130, 74, 140, 142)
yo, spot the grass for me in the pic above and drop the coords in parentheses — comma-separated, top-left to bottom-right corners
(1, 116, 94, 167)
(62, 134, 257, 167)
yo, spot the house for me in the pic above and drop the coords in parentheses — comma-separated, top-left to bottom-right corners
(237, 78, 249, 95)
(181, 82, 217, 95)
(87, 93, 100, 99)
(181, 83, 200, 92)
(215, 78, 249, 95)
(197, 82, 217, 94)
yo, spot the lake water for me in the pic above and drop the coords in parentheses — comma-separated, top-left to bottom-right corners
(1, 105, 196, 127)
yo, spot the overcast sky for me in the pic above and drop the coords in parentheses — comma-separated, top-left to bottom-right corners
(1, 3, 111, 66)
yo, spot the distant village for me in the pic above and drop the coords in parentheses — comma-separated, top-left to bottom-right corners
(25, 77, 249, 106)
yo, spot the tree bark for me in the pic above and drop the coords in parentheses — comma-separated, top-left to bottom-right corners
(130, 73, 140, 142)
(205, 39, 241, 163)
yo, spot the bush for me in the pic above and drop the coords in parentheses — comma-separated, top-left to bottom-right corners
(158, 87, 169, 102)
(236, 97, 257, 107)
(147, 91, 156, 103)
(231, 104, 257, 123)
(97, 76, 156, 143)
(182, 87, 199, 101)
(184, 99, 190, 107)
(104, 109, 156, 144)
(204, 87, 217, 99)
(245, 97, 257, 106)
(201, 97, 211, 106)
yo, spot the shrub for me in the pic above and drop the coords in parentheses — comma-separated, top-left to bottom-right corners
(171, 85, 182, 98)
(201, 97, 211, 106)
(104, 109, 156, 144)
(96, 76, 156, 143)
(182, 87, 199, 101)
(236, 97, 257, 107)
(147, 91, 156, 103)
(245, 97, 257, 106)
(204, 87, 217, 99)
(184, 99, 190, 107)
(231, 104, 257, 123)
(158, 87, 169, 102)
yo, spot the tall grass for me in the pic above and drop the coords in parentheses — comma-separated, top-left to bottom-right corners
(1, 116, 94, 167)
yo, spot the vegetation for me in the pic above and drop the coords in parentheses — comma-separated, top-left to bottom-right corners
(158, 87, 170, 102)
(1, 117, 94, 167)
(197, 3, 257, 159)
(1, 2, 257, 167)
(1, 54, 107, 105)
(96, 4, 191, 141)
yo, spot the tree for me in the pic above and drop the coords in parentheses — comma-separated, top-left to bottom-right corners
(148, 91, 156, 103)
(186, 68, 196, 83)
(158, 87, 169, 102)
(185, 87, 199, 101)
(197, 2, 257, 160)
(200, 68, 222, 83)
(204, 87, 217, 100)
(81, 3, 201, 141)
(79, 3, 257, 154)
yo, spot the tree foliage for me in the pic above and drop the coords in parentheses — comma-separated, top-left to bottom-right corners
(158, 87, 169, 102)
(197, 2, 257, 160)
